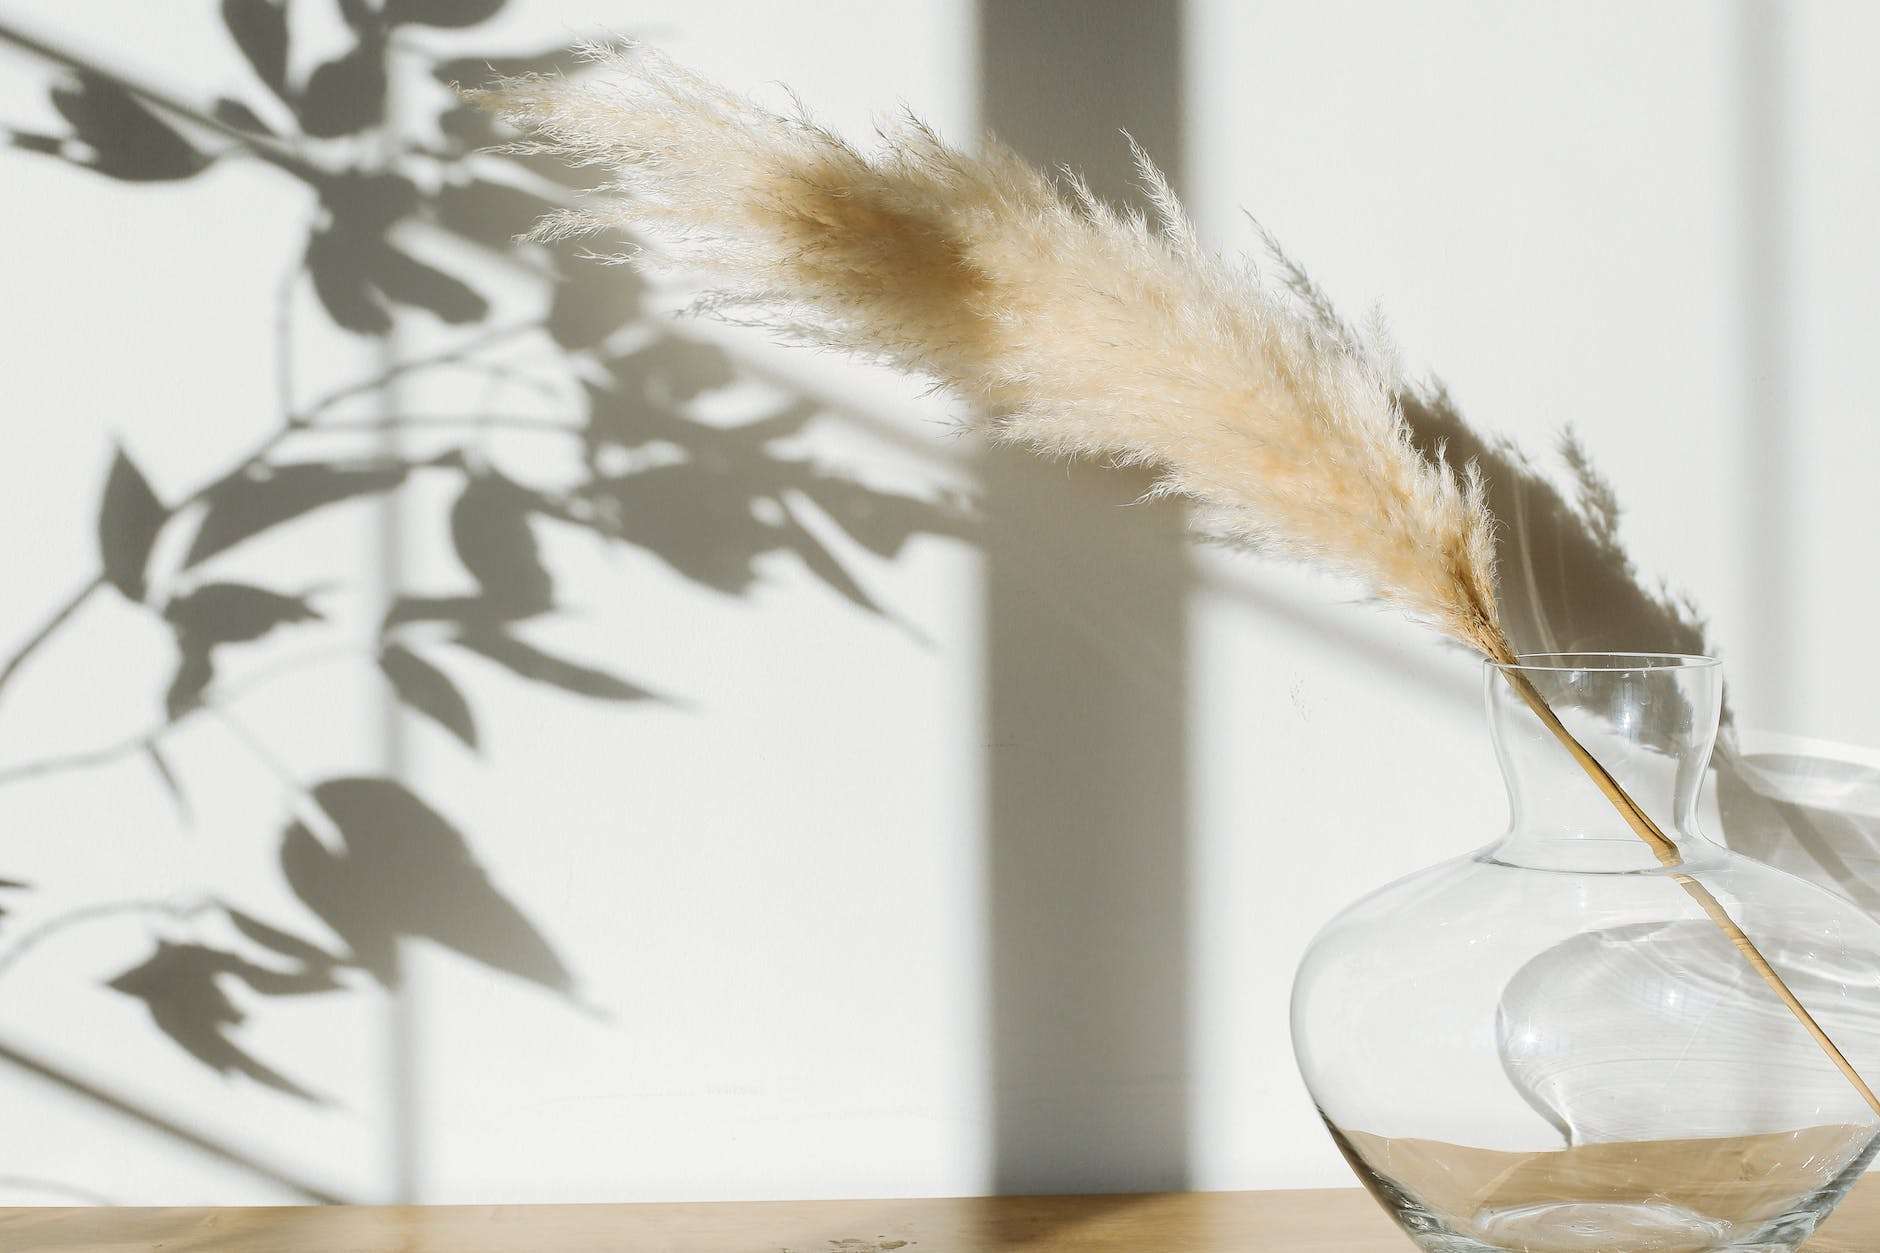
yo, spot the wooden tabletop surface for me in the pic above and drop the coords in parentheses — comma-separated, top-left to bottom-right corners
(2, 1181, 1876, 1253)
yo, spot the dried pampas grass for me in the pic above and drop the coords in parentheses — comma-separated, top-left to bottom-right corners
(469, 41, 1508, 662)
(473, 42, 1879, 1115)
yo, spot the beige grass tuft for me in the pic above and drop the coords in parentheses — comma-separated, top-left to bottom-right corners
(470, 41, 1511, 662)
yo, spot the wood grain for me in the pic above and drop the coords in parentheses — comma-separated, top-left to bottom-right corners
(1, 1181, 1875, 1253)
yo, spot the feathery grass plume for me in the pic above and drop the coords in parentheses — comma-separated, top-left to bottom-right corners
(469, 40, 1510, 663)
(473, 42, 1880, 1116)
(1255, 225, 1718, 670)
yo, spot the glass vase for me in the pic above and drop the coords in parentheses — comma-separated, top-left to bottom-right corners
(1292, 654, 1880, 1252)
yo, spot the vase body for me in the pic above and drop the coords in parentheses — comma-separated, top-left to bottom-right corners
(1292, 654, 1880, 1252)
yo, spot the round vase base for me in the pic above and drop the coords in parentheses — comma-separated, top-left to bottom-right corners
(1475, 1200, 1726, 1251)
(1332, 1127, 1873, 1253)
(1376, 1192, 1830, 1253)
(1384, 1198, 1820, 1253)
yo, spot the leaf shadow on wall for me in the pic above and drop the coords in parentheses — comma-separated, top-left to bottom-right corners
(0, 1, 970, 1201)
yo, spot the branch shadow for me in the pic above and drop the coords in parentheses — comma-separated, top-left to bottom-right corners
(0, 1038, 341, 1202)
(0, 3, 971, 1198)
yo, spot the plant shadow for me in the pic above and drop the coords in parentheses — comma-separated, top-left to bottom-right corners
(0, 2, 970, 1201)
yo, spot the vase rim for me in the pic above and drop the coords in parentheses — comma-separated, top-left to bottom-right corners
(1486, 650, 1721, 673)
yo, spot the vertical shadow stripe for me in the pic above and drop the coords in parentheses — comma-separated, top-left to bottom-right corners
(977, 0, 1195, 1196)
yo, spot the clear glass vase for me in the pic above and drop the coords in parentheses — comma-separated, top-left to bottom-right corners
(1292, 654, 1880, 1252)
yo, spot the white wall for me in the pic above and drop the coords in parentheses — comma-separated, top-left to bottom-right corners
(0, 0, 1875, 1206)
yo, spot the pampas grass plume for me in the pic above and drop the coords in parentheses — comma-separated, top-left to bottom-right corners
(469, 40, 1513, 663)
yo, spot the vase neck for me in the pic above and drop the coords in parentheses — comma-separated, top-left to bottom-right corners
(1485, 654, 1723, 870)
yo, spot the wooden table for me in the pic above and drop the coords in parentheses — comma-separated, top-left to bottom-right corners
(2, 1183, 1876, 1253)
